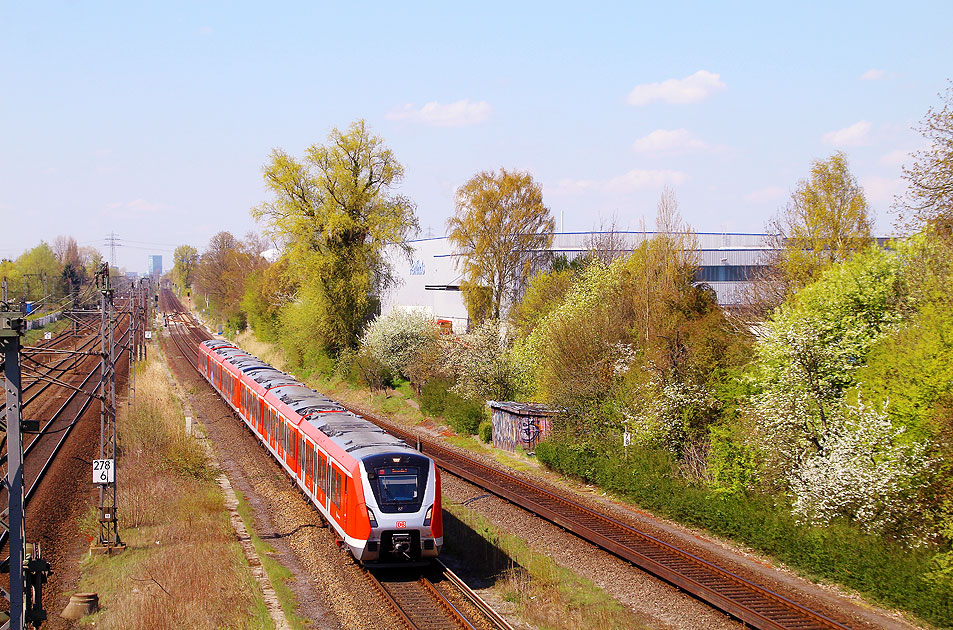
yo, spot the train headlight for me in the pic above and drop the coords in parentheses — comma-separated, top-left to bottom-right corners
(367, 507, 378, 528)
(423, 505, 433, 527)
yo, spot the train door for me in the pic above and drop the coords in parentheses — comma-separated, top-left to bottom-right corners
(296, 435, 304, 481)
(318, 452, 327, 507)
(341, 473, 348, 530)
(269, 406, 276, 450)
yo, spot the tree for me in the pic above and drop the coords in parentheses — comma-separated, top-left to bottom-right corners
(252, 120, 419, 353)
(447, 168, 555, 321)
(899, 83, 953, 233)
(52, 235, 81, 267)
(16, 242, 61, 300)
(242, 257, 296, 342)
(768, 152, 873, 294)
(79, 246, 102, 279)
(193, 232, 267, 328)
(172, 245, 199, 291)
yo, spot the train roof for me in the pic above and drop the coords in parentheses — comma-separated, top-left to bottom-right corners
(200, 340, 418, 462)
(307, 412, 412, 457)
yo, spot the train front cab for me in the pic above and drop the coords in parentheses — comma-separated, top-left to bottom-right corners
(354, 452, 442, 564)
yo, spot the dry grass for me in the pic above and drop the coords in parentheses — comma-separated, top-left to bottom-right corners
(234, 329, 288, 372)
(74, 353, 270, 630)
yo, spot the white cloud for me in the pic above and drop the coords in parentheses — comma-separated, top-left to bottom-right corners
(861, 176, 905, 205)
(860, 68, 885, 81)
(632, 128, 708, 153)
(627, 70, 726, 106)
(822, 120, 872, 146)
(554, 169, 688, 196)
(386, 99, 491, 127)
(745, 186, 787, 204)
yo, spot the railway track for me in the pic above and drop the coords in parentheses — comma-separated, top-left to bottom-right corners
(157, 290, 853, 630)
(367, 560, 511, 630)
(0, 320, 100, 419)
(356, 407, 853, 630)
(0, 314, 134, 550)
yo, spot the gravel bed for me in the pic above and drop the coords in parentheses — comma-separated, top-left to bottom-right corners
(441, 473, 738, 630)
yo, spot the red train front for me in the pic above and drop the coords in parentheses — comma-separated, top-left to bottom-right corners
(198, 339, 442, 564)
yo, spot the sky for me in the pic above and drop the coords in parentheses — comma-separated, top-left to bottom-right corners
(2, 1, 951, 272)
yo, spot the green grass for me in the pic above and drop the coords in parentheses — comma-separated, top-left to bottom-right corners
(23, 317, 70, 344)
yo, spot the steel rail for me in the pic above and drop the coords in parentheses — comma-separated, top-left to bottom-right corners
(365, 567, 477, 630)
(0, 318, 133, 553)
(0, 328, 102, 414)
(434, 559, 514, 630)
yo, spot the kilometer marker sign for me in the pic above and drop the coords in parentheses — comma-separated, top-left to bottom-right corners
(93, 459, 114, 484)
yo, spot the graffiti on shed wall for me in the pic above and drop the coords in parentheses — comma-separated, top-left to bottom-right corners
(488, 401, 554, 453)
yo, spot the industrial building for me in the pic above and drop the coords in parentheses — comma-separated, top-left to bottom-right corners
(380, 232, 773, 332)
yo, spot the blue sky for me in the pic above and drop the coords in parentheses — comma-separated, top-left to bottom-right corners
(2, 1, 951, 272)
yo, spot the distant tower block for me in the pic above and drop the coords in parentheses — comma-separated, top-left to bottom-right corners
(148, 255, 163, 280)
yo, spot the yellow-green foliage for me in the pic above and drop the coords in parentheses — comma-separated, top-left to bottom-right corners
(508, 268, 574, 338)
(448, 168, 555, 321)
(253, 119, 419, 354)
(772, 152, 873, 291)
(514, 234, 740, 443)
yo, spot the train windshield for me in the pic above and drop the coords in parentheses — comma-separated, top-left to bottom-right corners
(377, 467, 418, 502)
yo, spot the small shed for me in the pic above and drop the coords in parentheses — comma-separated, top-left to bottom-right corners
(487, 401, 555, 453)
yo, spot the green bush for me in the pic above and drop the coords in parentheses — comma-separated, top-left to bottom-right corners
(420, 377, 484, 435)
(420, 377, 454, 417)
(478, 420, 493, 443)
(447, 399, 484, 435)
(535, 435, 953, 627)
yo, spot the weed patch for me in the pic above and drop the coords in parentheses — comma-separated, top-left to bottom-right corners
(71, 352, 270, 629)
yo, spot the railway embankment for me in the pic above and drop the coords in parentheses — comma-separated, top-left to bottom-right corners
(61, 341, 277, 629)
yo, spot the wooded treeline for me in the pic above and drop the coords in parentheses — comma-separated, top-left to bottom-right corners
(1, 236, 103, 304)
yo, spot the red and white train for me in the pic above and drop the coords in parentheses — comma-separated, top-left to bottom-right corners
(197, 339, 443, 564)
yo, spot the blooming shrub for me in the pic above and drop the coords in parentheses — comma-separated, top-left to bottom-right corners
(622, 367, 719, 455)
(359, 308, 438, 381)
(442, 319, 528, 402)
(788, 401, 933, 541)
(752, 246, 905, 471)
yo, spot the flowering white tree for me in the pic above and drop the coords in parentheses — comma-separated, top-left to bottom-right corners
(616, 363, 718, 455)
(788, 400, 933, 540)
(443, 319, 528, 402)
(752, 247, 904, 471)
(359, 308, 438, 380)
